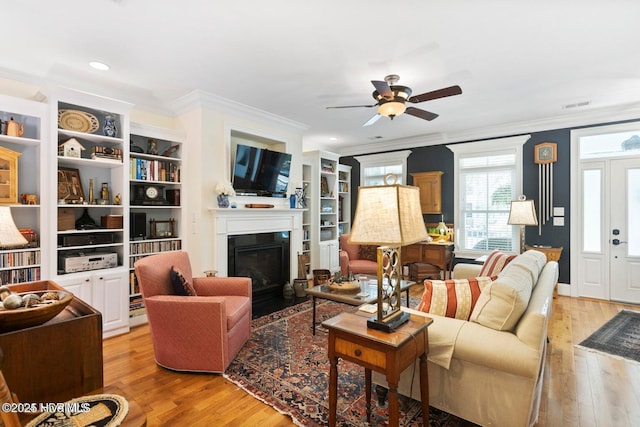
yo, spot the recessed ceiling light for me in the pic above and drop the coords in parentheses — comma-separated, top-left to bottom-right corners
(329, 137, 337, 141)
(89, 61, 110, 71)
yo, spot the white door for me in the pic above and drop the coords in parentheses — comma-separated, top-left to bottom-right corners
(578, 158, 640, 303)
(609, 159, 640, 303)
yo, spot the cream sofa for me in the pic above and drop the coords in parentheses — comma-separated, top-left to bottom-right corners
(373, 250, 558, 427)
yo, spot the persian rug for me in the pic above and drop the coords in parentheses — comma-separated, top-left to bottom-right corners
(224, 299, 465, 426)
(577, 309, 640, 364)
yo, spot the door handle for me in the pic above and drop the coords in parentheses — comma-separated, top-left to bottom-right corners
(612, 239, 628, 245)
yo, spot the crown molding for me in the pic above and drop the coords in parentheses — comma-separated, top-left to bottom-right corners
(170, 90, 309, 134)
(336, 102, 640, 157)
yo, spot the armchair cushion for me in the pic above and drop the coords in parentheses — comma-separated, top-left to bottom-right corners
(358, 245, 378, 261)
(170, 266, 197, 296)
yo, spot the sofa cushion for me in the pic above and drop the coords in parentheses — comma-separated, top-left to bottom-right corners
(358, 245, 378, 261)
(478, 249, 516, 277)
(470, 250, 546, 331)
(170, 266, 197, 296)
(416, 277, 494, 320)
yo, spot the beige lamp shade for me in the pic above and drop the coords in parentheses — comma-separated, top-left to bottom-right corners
(0, 206, 27, 248)
(507, 196, 538, 226)
(349, 182, 427, 246)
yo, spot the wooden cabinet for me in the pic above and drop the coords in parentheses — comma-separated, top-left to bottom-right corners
(0, 281, 103, 405)
(525, 245, 562, 262)
(401, 242, 455, 279)
(0, 146, 20, 203)
(411, 171, 443, 214)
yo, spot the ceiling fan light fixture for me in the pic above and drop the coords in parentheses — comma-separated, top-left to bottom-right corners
(378, 101, 406, 118)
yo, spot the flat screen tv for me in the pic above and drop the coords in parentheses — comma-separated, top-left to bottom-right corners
(232, 144, 292, 197)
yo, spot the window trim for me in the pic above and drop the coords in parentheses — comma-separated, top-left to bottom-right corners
(447, 135, 530, 258)
(355, 150, 411, 186)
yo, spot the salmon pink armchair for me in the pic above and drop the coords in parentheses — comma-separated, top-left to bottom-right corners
(134, 251, 252, 373)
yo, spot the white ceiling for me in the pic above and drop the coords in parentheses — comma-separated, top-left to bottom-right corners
(4, 0, 640, 154)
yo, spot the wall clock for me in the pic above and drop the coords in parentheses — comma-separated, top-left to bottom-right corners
(534, 142, 558, 234)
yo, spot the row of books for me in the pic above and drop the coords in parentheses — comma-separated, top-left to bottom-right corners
(130, 158, 181, 182)
(0, 250, 41, 268)
(129, 240, 182, 259)
(0, 267, 40, 284)
(129, 295, 145, 317)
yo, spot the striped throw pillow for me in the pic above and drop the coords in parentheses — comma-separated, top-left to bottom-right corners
(478, 250, 517, 277)
(416, 277, 495, 320)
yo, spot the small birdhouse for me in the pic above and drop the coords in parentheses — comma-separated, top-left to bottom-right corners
(58, 138, 85, 158)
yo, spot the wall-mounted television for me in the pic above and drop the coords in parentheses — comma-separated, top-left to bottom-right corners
(232, 144, 292, 197)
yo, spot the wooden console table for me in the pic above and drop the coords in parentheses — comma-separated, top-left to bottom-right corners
(323, 311, 432, 427)
(402, 241, 455, 279)
(0, 281, 103, 405)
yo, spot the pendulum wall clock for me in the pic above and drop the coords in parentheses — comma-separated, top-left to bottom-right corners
(534, 142, 557, 235)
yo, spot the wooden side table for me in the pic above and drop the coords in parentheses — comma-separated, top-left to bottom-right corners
(401, 241, 455, 279)
(323, 311, 432, 427)
(525, 245, 562, 296)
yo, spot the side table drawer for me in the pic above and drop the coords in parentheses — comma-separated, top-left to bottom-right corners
(335, 337, 386, 370)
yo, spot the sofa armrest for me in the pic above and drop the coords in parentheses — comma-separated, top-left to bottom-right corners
(192, 277, 252, 297)
(452, 263, 483, 279)
(339, 250, 350, 276)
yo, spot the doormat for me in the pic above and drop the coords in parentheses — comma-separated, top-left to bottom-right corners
(576, 309, 640, 364)
(224, 299, 465, 426)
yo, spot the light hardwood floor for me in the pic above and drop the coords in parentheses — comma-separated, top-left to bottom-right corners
(103, 291, 640, 426)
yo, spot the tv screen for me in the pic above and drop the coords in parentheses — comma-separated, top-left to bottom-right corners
(232, 144, 292, 197)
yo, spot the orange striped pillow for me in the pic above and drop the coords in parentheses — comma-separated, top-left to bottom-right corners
(478, 250, 517, 277)
(416, 277, 495, 320)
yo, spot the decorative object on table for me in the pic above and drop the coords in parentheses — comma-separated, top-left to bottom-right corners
(283, 281, 295, 299)
(289, 192, 296, 208)
(0, 287, 73, 333)
(103, 114, 117, 137)
(435, 215, 449, 241)
(58, 137, 85, 158)
(161, 144, 180, 157)
(204, 270, 217, 277)
(100, 182, 110, 204)
(327, 280, 360, 293)
(20, 193, 38, 205)
(0, 206, 28, 249)
(147, 138, 159, 155)
(91, 145, 122, 161)
(57, 167, 84, 203)
(5, 117, 24, 137)
(534, 141, 557, 235)
(130, 143, 144, 153)
(57, 109, 100, 133)
(24, 393, 129, 427)
(508, 195, 538, 253)
(215, 179, 235, 208)
(0, 146, 21, 204)
(88, 178, 95, 204)
(114, 193, 121, 205)
(75, 208, 99, 230)
(295, 186, 305, 208)
(149, 218, 176, 238)
(132, 184, 167, 205)
(101, 215, 123, 229)
(348, 173, 427, 332)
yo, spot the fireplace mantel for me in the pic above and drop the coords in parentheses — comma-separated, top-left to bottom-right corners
(210, 207, 305, 282)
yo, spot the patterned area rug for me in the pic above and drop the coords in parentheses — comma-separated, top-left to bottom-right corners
(224, 299, 465, 426)
(577, 309, 640, 364)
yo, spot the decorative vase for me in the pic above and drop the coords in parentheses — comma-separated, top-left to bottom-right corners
(283, 281, 294, 299)
(295, 187, 305, 209)
(293, 278, 308, 297)
(217, 194, 230, 208)
(289, 193, 296, 208)
(103, 115, 117, 138)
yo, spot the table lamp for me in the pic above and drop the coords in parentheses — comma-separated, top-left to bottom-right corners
(349, 175, 427, 332)
(507, 195, 538, 253)
(0, 206, 27, 249)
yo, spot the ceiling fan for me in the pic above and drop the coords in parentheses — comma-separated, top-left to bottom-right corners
(326, 74, 462, 127)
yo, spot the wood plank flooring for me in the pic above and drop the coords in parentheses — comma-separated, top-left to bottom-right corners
(103, 291, 640, 426)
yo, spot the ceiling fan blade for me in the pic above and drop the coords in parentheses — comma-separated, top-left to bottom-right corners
(408, 85, 462, 103)
(326, 104, 377, 109)
(362, 114, 382, 127)
(371, 80, 393, 99)
(405, 107, 439, 121)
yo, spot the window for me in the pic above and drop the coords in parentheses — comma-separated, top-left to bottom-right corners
(355, 150, 411, 186)
(448, 135, 529, 256)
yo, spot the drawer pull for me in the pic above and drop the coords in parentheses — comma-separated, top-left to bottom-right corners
(354, 349, 362, 357)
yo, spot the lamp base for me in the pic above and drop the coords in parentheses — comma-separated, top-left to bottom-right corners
(367, 311, 410, 333)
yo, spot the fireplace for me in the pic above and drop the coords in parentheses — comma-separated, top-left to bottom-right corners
(228, 232, 290, 301)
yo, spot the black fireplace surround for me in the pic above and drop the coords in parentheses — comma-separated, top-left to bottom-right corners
(228, 232, 290, 303)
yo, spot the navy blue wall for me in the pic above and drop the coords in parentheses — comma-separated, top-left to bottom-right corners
(340, 119, 635, 285)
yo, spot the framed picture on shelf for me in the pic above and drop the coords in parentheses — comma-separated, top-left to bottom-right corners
(57, 167, 85, 202)
(320, 176, 329, 196)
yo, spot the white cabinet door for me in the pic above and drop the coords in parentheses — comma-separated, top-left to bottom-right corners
(319, 240, 340, 273)
(56, 273, 93, 306)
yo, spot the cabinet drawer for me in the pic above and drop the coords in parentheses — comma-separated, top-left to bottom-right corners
(335, 337, 386, 370)
(546, 252, 560, 261)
